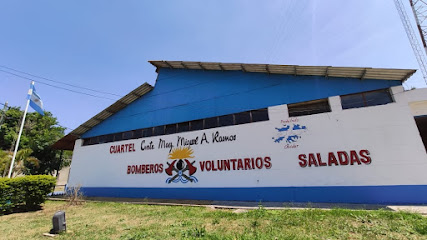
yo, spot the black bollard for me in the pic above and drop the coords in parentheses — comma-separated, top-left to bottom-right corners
(50, 211, 66, 234)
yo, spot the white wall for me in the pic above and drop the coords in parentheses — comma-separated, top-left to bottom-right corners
(399, 87, 427, 116)
(68, 86, 427, 189)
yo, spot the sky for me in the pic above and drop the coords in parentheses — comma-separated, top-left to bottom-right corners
(0, 0, 425, 134)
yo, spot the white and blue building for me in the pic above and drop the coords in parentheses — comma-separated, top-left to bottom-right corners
(54, 61, 427, 204)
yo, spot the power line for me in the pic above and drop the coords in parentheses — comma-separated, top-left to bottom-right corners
(0, 69, 117, 101)
(0, 102, 9, 108)
(56, 124, 74, 131)
(0, 65, 123, 97)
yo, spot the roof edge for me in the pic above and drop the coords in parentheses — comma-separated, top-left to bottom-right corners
(53, 82, 154, 150)
(149, 60, 416, 82)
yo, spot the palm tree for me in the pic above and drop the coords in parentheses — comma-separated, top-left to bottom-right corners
(0, 148, 39, 177)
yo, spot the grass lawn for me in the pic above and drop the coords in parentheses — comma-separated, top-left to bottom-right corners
(0, 201, 426, 240)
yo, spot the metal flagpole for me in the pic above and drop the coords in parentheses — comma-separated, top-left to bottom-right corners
(8, 81, 34, 178)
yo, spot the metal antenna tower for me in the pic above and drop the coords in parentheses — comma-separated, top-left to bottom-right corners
(410, 0, 427, 53)
(394, 0, 427, 84)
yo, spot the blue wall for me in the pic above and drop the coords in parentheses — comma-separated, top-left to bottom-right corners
(79, 185, 427, 204)
(83, 68, 401, 138)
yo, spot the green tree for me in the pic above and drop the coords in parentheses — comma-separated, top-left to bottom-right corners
(0, 149, 9, 177)
(0, 148, 40, 177)
(0, 107, 24, 150)
(0, 107, 66, 175)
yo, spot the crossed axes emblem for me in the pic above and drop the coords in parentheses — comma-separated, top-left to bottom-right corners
(165, 159, 198, 184)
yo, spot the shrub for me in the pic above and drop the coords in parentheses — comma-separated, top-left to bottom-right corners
(0, 178, 13, 213)
(0, 175, 56, 214)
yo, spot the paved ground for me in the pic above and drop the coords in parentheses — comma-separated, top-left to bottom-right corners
(387, 205, 427, 215)
(49, 196, 427, 215)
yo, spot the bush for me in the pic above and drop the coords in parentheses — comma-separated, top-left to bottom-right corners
(0, 178, 13, 213)
(0, 175, 56, 214)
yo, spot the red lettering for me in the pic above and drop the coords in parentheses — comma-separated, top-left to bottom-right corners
(317, 153, 327, 166)
(308, 153, 318, 167)
(230, 159, 237, 170)
(264, 156, 272, 169)
(110, 146, 114, 154)
(350, 150, 361, 165)
(298, 150, 371, 168)
(237, 159, 244, 170)
(328, 152, 339, 166)
(212, 161, 217, 171)
(337, 151, 349, 165)
(244, 158, 251, 170)
(298, 154, 307, 167)
(223, 160, 230, 170)
(217, 160, 224, 171)
(126, 164, 164, 174)
(359, 150, 371, 164)
(255, 157, 263, 169)
(199, 161, 206, 171)
(251, 158, 255, 169)
(206, 161, 212, 171)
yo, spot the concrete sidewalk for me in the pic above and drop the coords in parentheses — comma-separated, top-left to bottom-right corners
(49, 196, 427, 215)
(387, 205, 427, 215)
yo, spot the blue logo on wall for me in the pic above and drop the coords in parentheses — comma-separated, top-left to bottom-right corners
(273, 122, 307, 149)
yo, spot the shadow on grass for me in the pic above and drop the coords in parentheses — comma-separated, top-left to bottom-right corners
(1, 204, 44, 216)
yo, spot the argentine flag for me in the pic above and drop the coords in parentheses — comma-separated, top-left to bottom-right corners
(28, 84, 44, 116)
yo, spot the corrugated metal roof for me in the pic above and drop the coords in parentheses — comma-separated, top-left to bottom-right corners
(53, 82, 153, 150)
(53, 60, 417, 150)
(149, 61, 416, 82)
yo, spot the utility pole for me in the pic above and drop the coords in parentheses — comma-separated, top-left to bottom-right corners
(0, 101, 8, 131)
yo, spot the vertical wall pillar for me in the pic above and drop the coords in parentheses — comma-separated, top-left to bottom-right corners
(74, 139, 83, 149)
(329, 96, 342, 112)
(269, 104, 288, 120)
(390, 85, 405, 104)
